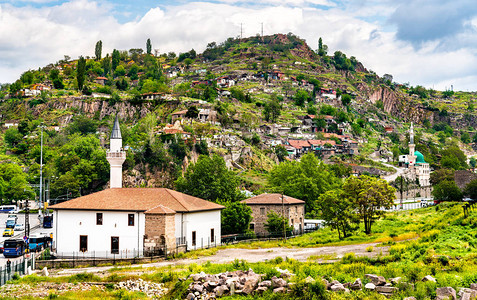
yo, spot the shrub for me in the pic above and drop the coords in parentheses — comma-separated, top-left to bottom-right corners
(366, 246, 374, 252)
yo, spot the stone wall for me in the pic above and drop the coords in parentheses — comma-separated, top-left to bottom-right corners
(248, 204, 304, 235)
(144, 213, 176, 250)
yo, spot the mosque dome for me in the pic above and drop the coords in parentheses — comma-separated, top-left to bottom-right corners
(414, 150, 426, 164)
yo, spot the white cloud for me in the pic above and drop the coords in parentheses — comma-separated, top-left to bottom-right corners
(0, 0, 477, 91)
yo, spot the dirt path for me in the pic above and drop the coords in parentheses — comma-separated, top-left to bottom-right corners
(53, 242, 387, 276)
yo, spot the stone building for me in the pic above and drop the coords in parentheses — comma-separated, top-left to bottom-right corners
(241, 194, 305, 235)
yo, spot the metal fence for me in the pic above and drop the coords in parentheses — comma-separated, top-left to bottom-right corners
(0, 256, 35, 286)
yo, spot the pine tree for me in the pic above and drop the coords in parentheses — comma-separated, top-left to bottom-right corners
(77, 56, 86, 91)
(146, 38, 152, 55)
(95, 40, 102, 60)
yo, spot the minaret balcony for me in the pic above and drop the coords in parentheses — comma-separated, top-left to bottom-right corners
(106, 151, 126, 159)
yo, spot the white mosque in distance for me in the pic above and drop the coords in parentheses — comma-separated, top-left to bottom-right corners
(398, 123, 431, 187)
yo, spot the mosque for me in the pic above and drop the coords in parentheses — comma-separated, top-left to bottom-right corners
(398, 123, 431, 187)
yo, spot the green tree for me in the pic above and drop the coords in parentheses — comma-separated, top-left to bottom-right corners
(432, 180, 462, 202)
(66, 115, 98, 135)
(275, 145, 289, 162)
(128, 64, 139, 80)
(114, 65, 126, 77)
(294, 89, 309, 107)
(146, 38, 152, 55)
(52, 134, 109, 196)
(95, 40, 102, 60)
(112, 49, 120, 75)
(473, 133, 477, 144)
(175, 155, 242, 202)
(0, 164, 35, 204)
(343, 175, 396, 234)
(76, 56, 86, 91)
(263, 98, 281, 122)
(219, 201, 252, 234)
(430, 168, 454, 186)
(268, 153, 339, 214)
(464, 179, 477, 200)
(441, 146, 468, 170)
(4, 127, 23, 148)
(341, 94, 352, 106)
(185, 106, 199, 119)
(318, 37, 327, 56)
(470, 157, 476, 170)
(317, 190, 356, 239)
(264, 211, 292, 235)
(102, 55, 111, 76)
(461, 132, 471, 144)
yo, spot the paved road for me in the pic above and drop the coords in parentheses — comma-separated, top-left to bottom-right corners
(0, 213, 52, 267)
(54, 242, 388, 276)
(381, 162, 405, 182)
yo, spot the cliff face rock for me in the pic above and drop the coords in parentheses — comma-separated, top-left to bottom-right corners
(32, 97, 153, 122)
(367, 87, 434, 124)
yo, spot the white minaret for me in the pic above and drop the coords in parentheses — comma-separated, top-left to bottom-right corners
(106, 115, 126, 188)
(408, 122, 416, 167)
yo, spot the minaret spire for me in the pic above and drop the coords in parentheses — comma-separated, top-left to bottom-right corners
(408, 122, 416, 167)
(106, 115, 126, 188)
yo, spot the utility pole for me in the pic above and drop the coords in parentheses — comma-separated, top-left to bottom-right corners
(39, 124, 46, 213)
(261, 22, 263, 38)
(240, 23, 243, 40)
(282, 193, 286, 242)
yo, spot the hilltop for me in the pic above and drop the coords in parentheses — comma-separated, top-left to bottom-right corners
(0, 33, 475, 200)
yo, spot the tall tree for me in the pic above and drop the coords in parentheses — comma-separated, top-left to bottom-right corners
(111, 49, 120, 75)
(263, 98, 281, 122)
(268, 153, 340, 213)
(465, 179, 477, 200)
(343, 175, 395, 235)
(317, 189, 356, 239)
(95, 40, 102, 60)
(146, 38, 152, 55)
(432, 180, 463, 202)
(76, 56, 86, 91)
(102, 54, 111, 76)
(175, 155, 242, 202)
(219, 201, 252, 235)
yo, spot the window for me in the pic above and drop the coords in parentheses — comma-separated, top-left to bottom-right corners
(128, 214, 134, 226)
(79, 235, 88, 252)
(192, 231, 196, 246)
(96, 213, 103, 225)
(250, 223, 255, 230)
(260, 207, 265, 215)
(211, 229, 215, 243)
(111, 236, 119, 254)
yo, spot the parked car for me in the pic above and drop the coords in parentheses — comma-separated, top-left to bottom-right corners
(14, 223, 24, 231)
(3, 228, 14, 237)
(0, 242, 3, 253)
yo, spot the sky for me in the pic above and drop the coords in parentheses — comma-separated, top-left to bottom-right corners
(1, 0, 477, 91)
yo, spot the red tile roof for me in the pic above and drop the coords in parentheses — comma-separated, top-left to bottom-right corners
(308, 139, 336, 146)
(50, 188, 224, 213)
(288, 140, 310, 149)
(241, 193, 305, 205)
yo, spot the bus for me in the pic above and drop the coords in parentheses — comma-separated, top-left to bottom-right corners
(0, 205, 17, 213)
(29, 234, 47, 252)
(3, 239, 26, 257)
(43, 215, 53, 228)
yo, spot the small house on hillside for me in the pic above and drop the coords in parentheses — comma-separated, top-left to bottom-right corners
(95, 77, 108, 85)
(241, 193, 305, 235)
(50, 188, 223, 256)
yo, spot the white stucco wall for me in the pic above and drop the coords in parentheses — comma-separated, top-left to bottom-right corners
(54, 210, 145, 255)
(174, 210, 221, 250)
